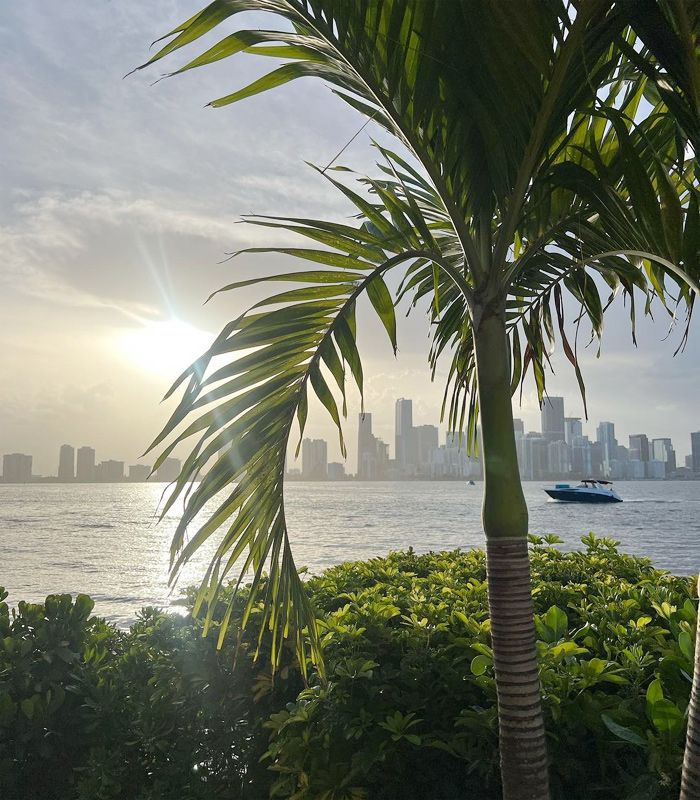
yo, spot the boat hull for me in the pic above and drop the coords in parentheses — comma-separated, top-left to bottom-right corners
(545, 489, 622, 503)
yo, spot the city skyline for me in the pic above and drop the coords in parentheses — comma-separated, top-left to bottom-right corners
(0, 441, 180, 484)
(5, 392, 700, 483)
(286, 394, 700, 481)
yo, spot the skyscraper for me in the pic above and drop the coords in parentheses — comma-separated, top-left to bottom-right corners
(2, 453, 32, 483)
(564, 417, 582, 445)
(541, 397, 565, 443)
(58, 444, 75, 481)
(357, 412, 388, 479)
(596, 422, 617, 471)
(358, 412, 374, 478)
(652, 438, 676, 476)
(570, 436, 593, 477)
(692, 432, 700, 474)
(548, 440, 570, 476)
(629, 434, 650, 462)
(413, 424, 439, 475)
(522, 435, 549, 480)
(76, 446, 96, 482)
(301, 438, 328, 480)
(590, 442, 604, 479)
(395, 398, 413, 469)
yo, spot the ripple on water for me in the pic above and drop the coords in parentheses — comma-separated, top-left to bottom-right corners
(1, 481, 699, 626)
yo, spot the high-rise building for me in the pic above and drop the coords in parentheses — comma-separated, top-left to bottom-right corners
(2, 453, 32, 483)
(646, 460, 666, 479)
(357, 413, 388, 479)
(128, 464, 151, 481)
(301, 438, 328, 480)
(358, 412, 374, 478)
(58, 444, 75, 481)
(395, 398, 413, 470)
(541, 397, 565, 443)
(375, 439, 390, 478)
(327, 462, 345, 480)
(629, 434, 650, 462)
(95, 460, 124, 482)
(615, 444, 629, 461)
(522, 434, 549, 480)
(564, 417, 582, 445)
(590, 442, 604, 478)
(76, 446, 96, 482)
(413, 425, 439, 475)
(156, 458, 181, 483)
(570, 436, 592, 477)
(691, 432, 700, 474)
(433, 432, 481, 479)
(596, 422, 617, 470)
(548, 440, 570, 477)
(445, 431, 466, 450)
(513, 418, 524, 436)
(652, 438, 676, 476)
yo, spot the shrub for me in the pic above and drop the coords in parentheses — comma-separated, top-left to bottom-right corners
(0, 592, 288, 800)
(0, 535, 696, 800)
(256, 536, 695, 800)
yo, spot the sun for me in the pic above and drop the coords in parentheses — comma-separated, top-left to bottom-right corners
(117, 319, 213, 379)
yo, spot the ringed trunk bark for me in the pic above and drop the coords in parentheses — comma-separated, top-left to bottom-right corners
(473, 307, 550, 800)
(680, 575, 700, 799)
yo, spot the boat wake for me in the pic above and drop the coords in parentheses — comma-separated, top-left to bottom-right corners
(620, 498, 687, 504)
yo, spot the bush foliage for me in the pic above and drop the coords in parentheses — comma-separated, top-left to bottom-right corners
(1, 535, 696, 799)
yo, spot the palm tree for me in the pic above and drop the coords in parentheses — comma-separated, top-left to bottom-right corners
(138, 3, 699, 798)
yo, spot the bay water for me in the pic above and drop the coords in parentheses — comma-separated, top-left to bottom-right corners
(2, 481, 698, 626)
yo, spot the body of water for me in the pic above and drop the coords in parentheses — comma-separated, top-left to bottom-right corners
(2, 481, 698, 626)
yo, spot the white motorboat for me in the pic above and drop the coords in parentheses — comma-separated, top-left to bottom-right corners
(544, 479, 622, 504)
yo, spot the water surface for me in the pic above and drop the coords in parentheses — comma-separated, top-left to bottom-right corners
(2, 481, 698, 625)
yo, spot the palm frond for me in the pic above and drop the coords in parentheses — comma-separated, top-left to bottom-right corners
(146, 158, 476, 672)
(139, 1, 651, 275)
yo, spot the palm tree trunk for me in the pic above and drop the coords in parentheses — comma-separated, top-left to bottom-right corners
(680, 575, 700, 799)
(473, 306, 550, 800)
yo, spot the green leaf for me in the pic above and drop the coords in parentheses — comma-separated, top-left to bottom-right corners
(601, 714, 647, 747)
(649, 699, 684, 734)
(537, 606, 568, 643)
(133, 0, 251, 72)
(646, 677, 663, 707)
(366, 273, 397, 353)
(333, 315, 364, 397)
(678, 630, 694, 662)
(470, 654, 491, 676)
(209, 62, 330, 108)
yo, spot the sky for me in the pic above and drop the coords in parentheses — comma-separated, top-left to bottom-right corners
(2, 0, 699, 477)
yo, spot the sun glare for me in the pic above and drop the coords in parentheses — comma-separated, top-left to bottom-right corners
(117, 319, 213, 379)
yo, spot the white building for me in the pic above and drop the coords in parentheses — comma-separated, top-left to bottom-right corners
(302, 438, 328, 480)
